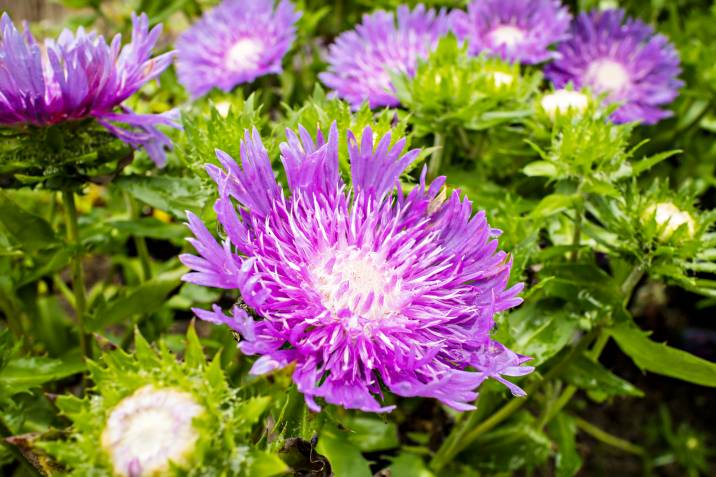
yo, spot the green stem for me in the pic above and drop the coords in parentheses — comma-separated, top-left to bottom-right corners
(570, 205, 583, 262)
(62, 190, 89, 359)
(620, 266, 645, 301)
(430, 329, 596, 472)
(126, 194, 152, 282)
(427, 132, 445, 181)
(575, 417, 645, 456)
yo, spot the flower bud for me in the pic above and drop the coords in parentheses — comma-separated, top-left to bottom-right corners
(101, 386, 204, 477)
(644, 202, 696, 241)
(540, 90, 589, 120)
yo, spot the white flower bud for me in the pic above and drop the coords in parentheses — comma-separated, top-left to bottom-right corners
(214, 101, 232, 118)
(644, 202, 696, 241)
(489, 71, 515, 89)
(101, 386, 204, 477)
(540, 90, 589, 120)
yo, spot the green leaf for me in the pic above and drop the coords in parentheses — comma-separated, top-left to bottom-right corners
(245, 449, 289, 477)
(610, 322, 716, 387)
(106, 218, 186, 241)
(460, 412, 551, 472)
(88, 268, 183, 331)
(630, 150, 681, 177)
(389, 453, 434, 477)
(0, 352, 85, 396)
(115, 175, 209, 218)
(523, 160, 558, 178)
(563, 354, 643, 401)
(508, 300, 580, 365)
(0, 190, 58, 252)
(548, 414, 582, 477)
(316, 425, 372, 477)
(345, 416, 399, 452)
(528, 194, 581, 220)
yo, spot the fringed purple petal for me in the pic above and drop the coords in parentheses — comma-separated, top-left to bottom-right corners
(176, 0, 300, 97)
(183, 125, 531, 413)
(544, 9, 682, 124)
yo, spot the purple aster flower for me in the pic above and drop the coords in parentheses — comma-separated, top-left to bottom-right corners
(545, 9, 683, 124)
(320, 5, 449, 109)
(0, 13, 177, 167)
(176, 0, 300, 98)
(450, 0, 572, 64)
(180, 124, 532, 413)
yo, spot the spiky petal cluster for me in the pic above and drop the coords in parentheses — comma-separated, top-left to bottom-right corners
(0, 13, 177, 166)
(451, 0, 571, 64)
(176, 0, 300, 98)
(545, 9, 682, 124)
(181, 124, 532, 413)
(320, 5, 449, 109)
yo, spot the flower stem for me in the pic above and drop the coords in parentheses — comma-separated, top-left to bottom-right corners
(126, 194, 152, 282)
(427, 132, 445, 181)
(570, 205, 583, 261)
(575, 417, 645, 456)
(62, 190, 89, 359)
(429, 329, 596, 472)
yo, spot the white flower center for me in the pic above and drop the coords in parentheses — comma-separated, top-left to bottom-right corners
(541, 90, 589, 119)
(645, 202, 696, 241)
(490, 71, 515, 88)
(488, 25, 525, 47)
(586, 59, 630, 94)
(101, 386, 204, 477)
(309, 245, 403, 325)
(225, 38, 263, 71)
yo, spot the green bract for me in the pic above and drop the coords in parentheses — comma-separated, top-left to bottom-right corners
(393, 35, 541, 136)
(39, 327, 287, 477)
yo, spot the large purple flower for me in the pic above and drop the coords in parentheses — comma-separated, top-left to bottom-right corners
(176, 0, 300, 98)
(320, 5, 449, 109)
(0, 13, 177, 166)
(450, 0, 571, 64)
(180, 124, 532, 413)
(545, 9, 682, 124)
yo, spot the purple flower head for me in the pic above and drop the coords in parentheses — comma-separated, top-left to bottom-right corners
(320, 5, 449, 109)
(450, 0, 572, 64)
(545, 9, 683, 124)
(180, 124, 532, 413)
(0, 13, 177, 166)
(176, 0, 300, 98)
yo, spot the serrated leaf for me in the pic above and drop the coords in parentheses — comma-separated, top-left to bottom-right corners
(610, 322, 716, 387)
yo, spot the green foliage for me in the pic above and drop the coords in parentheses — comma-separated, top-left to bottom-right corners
(0, 122, 132, 190)
(393, 35, 539, 136)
